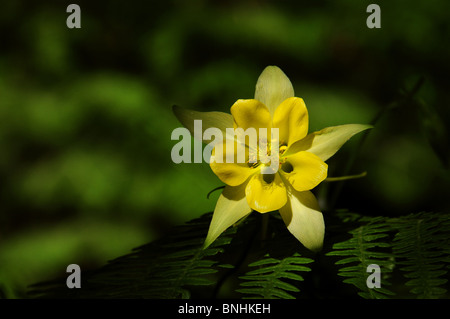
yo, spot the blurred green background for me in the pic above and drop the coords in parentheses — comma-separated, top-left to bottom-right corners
(0, 0, 449, 298)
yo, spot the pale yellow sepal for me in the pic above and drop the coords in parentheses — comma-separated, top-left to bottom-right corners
(284, 124, 373, 161)
(254, 66, 295, 117)
(203, 183, 252, 249)
(278, 190, 325, 252)
(172, 105, 234, 143)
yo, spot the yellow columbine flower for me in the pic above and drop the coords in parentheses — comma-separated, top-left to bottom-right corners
(173, 66, 372, 251)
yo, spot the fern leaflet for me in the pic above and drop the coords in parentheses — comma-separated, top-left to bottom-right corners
(327, 216, 395, 299)
(237, 253, 313, 299)
(391, 212, 450, 298)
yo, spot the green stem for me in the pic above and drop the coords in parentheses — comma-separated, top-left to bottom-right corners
(325, 171, 367, 182)
(206, 186, 225, 199)
(261, 213, 269, 242)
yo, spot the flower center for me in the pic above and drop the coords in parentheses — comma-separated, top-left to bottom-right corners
(247, 138, 288, 174)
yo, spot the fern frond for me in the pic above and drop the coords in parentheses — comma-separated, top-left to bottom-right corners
(28, 213, 236, 299)
(327, 216, 395, 299)
(391, 212, 450, 299)
(237, 253, 313, 299)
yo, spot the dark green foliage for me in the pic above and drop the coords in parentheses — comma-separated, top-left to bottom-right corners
(29, 213, 236, 299)
(327, 216, 395, 299)
(237, 253, 313, 299)
(415, 98, 450, 168)
(391, 213, 449, 298)
(28, 211, 450, 299)
(328, 212, 450, 299)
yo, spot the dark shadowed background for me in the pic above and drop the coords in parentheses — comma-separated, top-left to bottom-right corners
(0, 0, 449, 298)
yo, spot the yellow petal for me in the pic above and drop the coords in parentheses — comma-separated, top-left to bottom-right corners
(284, 124, 373, 161)
(204, 183, 252, 249)
(245, 172, 287, 213)
(281, 151, 328, 192)
(231, 99, 272, 133)
(210, 139, 255, 186)
(172, 105, 235, 143)
(279, 190, 324, 252)
(254, 66, 295, 117)
(273, 97, 309, 146)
